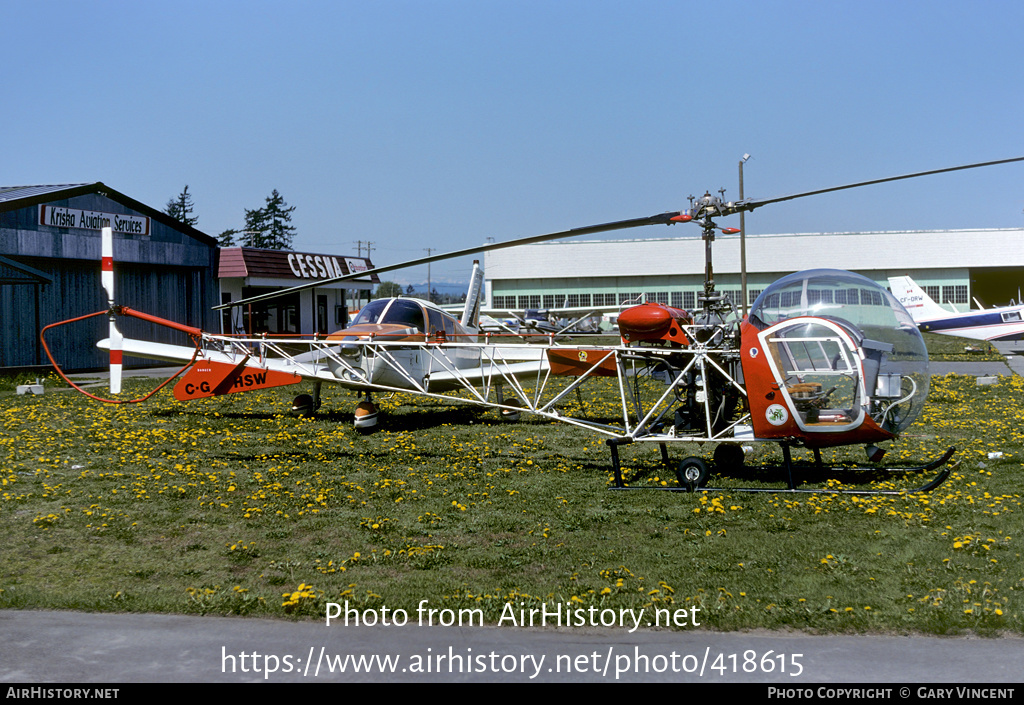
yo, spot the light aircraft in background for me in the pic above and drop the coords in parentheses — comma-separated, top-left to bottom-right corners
(476, 305, 612, 336)
(888, 275, 1024, 342)
(42, 156, 1024, 495)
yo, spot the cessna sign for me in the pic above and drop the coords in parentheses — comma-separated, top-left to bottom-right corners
(287, 253, 373, 281)
(40, 206, 149, 236)
(287, 252, 347, 279)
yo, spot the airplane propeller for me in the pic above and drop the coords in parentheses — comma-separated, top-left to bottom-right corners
(101, 227, 123, 394)
(217, 156, 1024, 312)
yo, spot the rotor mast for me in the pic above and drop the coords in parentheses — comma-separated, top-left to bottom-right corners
(674, 191, 741, 320)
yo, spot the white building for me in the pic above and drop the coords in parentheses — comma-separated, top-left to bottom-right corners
(484, 228, 1024, 312)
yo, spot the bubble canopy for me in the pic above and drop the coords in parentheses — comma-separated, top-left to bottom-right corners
(749, 269, 929, 434)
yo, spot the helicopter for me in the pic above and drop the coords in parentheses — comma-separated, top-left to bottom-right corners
(43, 157, 1024, 495)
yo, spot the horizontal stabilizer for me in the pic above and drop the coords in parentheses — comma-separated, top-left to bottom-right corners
(173, 360, 302, 400)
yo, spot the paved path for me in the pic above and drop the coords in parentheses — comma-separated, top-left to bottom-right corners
(1, 609, 1022, 683)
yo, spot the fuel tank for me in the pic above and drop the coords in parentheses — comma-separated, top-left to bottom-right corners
(617, 302, 692, 345)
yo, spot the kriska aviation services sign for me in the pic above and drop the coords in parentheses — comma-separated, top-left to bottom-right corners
(39, 205, 150, 236)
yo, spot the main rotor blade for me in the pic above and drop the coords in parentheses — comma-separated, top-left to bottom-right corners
(740, 156, 1024, 212)
(217, 155, 1024, 311)
(215, 212, 681, 309)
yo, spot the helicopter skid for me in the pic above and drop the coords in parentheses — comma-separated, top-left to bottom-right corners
(606, 440, 956, 496)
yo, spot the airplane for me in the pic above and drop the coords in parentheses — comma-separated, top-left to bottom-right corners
(888, 274, 1024, 342)
(41, 156, 1024, 496)
(46, 249, 550, 432)
(470, 305, 614, 336)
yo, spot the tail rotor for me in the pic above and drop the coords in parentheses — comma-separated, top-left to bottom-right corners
(101, 227, 123, 394)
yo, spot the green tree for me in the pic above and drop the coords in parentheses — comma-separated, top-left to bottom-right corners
(375, 281, 403, 299)
(217, 228, 239, 247)
(239, 189, 296, 250)
(240, 205, 269, 248)
(165, 185, 198, 227)
(264, 189, 296, 250)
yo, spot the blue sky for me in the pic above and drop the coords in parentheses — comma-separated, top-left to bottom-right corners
(5, 0, 1023, 284)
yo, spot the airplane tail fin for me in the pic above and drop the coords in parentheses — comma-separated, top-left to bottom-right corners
(101, 227, 123, 394)
(460, 260, 484, 331)
(888, 275, 949, 321)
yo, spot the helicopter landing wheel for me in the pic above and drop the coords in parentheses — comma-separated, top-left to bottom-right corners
(676, 456, 710, 490)
(713, 443, 745, 470)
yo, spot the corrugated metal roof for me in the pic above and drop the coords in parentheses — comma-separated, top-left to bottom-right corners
(0, 182, 217, 246)
(0, 184, 93, 202)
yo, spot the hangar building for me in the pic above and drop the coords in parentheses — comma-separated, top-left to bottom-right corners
(0, 183, 218, 372)
(484, 228, 1024, 314)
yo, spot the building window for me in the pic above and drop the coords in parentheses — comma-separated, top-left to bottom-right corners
(645, 292, 669, 304)
(835, 288, 859, 305)
(924, 285, 940, 301)
(748, 289, 763, 304)
(543, 294, 557, 308)
(683, 291, 696, 309)
(942, 285, 968, 305)
(860, 288, 883, 306)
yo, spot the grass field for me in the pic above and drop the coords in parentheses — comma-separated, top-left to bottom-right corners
(1, 351, 1021, 635)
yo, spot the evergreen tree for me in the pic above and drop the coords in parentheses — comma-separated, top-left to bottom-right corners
(165, 185, 198, 227)
(241, 206, 269, 248)
(238, 189, 296, 250)
(217, 228, 239, 247)
(263, 189, 296, 250)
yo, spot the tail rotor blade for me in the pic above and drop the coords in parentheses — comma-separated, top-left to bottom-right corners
(109, 318, 123, 395)
(101, 227, 115, 305)
(101, 227, 121, 393)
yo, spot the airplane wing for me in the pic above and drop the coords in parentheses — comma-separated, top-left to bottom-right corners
(424, 348, 550, 392)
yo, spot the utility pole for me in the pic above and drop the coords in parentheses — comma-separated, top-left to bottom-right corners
(739, 154, 751, 316)
(424, 248, 435, 302)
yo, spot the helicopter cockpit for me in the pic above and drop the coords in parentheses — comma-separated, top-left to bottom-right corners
(745, 269, 929, 436)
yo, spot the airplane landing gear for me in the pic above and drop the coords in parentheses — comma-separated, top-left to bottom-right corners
(290, 382, 322, 417)
(496, 385, 521, 422)
(354, 393, 379, 434)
